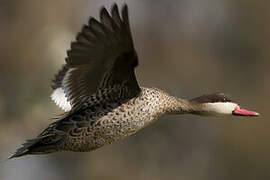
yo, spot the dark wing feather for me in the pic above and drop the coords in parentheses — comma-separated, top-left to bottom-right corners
(52, 4, 140, 110)
(52, 64, 69, 89)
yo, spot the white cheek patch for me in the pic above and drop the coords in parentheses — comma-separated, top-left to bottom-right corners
(203, 102, 237, 115)
(51, 88, 72, 112)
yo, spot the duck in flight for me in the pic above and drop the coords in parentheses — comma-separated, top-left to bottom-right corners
(10, 4, 259, 159)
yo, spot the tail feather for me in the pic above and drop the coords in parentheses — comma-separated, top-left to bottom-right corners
(9, 134, 62, 159)
(9, 138, 40, 159)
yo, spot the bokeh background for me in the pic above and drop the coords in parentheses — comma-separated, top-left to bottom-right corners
(0, 0, 269, 179)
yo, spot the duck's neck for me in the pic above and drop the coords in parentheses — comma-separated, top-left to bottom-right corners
(142, 87, 202, 115)
(164, 95, 199, 115)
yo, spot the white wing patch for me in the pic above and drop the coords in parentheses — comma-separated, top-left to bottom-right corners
(51, 88, 72, 112)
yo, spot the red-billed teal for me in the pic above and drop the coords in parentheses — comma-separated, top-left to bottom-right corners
(10, 4, 259, 159)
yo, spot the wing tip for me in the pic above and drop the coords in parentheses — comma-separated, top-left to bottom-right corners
(121, 4, 129, 20)
(100, 6, 109, 15)
(111, 3, 118, 10)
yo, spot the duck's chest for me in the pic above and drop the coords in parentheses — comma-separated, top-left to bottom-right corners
(95, 88, 167, 138)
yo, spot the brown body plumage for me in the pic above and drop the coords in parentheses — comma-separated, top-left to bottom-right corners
(11, 87, 191, 158)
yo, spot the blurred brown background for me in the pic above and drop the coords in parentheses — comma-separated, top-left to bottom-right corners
(0, 0, 269, 180)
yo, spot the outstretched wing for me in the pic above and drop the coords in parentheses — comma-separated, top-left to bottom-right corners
(51, 4, 141, 111)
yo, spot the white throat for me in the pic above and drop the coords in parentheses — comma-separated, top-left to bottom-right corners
(202, 102, 237, 115)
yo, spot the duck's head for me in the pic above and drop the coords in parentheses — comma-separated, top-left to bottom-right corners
(190, 93, 259, 117)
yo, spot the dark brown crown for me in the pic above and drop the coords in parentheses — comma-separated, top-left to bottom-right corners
(190, 93, 233, 104)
